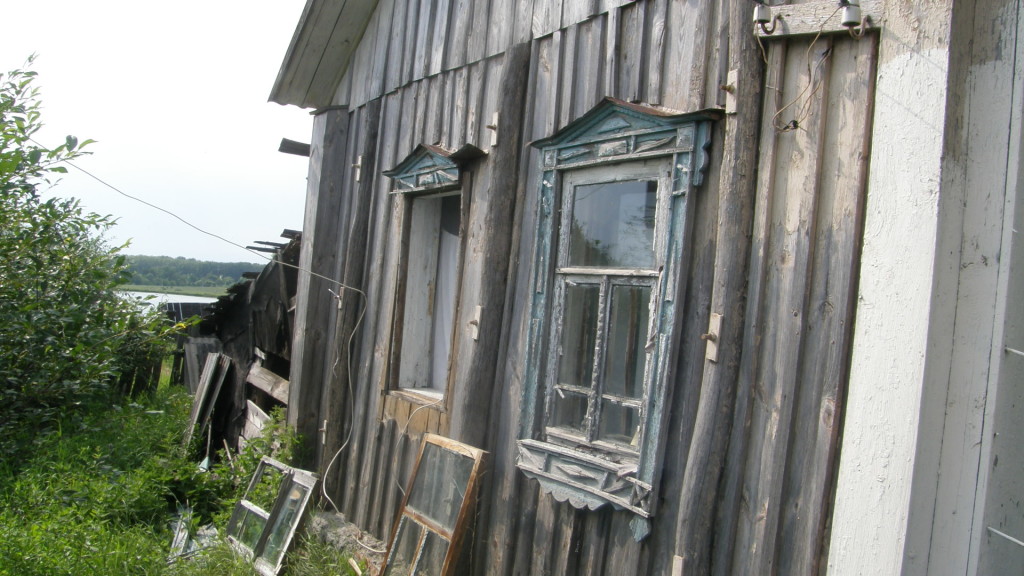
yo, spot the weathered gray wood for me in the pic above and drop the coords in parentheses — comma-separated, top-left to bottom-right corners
(643, 0, 668, 105)
(288, 108, 350, 470)
(557, 24, 577, 130)
(616, 1, 642, 103)
(183, 337, 222, 394)
(532, 0, 562, 37)
(573, 16, 604, 119)
(430, 0, 452, 76)
(487, 0, 514, 57)
(448, 41, 530, 448)
(466, 0, 490, 63)
(662, 0, 711, 111)
(712, 37, 787, 576)
(673, 0, 764, 572)
(445, 0, 472, 70)
(385, 0, 409, 93)
(776, 36, 875, 576)
(733, 34, 832, 576)
(322, 100, 382, 509)
(247, 364, 290, 405)
(413, 0, 434, 79)
(513, 0, 536, 44)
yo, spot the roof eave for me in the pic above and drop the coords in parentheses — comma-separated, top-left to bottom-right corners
(269, 0, 380, 109)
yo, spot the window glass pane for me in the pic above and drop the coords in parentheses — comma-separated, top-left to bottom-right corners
(383, 517, 423, 576)
(417, 531, 449, 576)
(260, 482, 309, 567)
(556, 283, 600, 389)
(407, 442, 474, 535)
(597, 400, 640, 448)
(236, 506, 267, 551)
(603, 285, 651, 399)
(568, 180, 657, 268)
(430, 195, 461, 389)
(551, 389, 588, 432)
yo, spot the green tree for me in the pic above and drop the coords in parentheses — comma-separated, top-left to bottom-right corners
(0, 60, 174, 458)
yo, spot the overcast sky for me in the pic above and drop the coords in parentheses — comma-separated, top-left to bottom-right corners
(1, 1, 314, 263)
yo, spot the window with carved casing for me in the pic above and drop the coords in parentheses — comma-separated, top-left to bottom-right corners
(383, 144, 484, 401)
(516, 99, 716, 540)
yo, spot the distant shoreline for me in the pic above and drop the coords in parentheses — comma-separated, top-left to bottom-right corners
(120, 285, 227, 298)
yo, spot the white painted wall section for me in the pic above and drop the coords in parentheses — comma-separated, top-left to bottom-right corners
(826, 1, 955, 574)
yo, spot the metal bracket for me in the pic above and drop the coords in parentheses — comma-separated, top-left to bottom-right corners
(353, 155, 363, 182)
(487, 112, 499, 147)
(754, 0, 881, 38)
(702, 312, 723, 363)
(468, 305, 483, 341)
(723, 69, 738, 115)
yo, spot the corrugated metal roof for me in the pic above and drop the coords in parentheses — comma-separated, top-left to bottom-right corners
(269, 0, 380, 109)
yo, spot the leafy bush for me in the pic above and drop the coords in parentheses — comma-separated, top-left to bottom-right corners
(0, 60, 174, 459)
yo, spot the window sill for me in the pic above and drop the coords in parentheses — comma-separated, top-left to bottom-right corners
(391, 388, 446, 406)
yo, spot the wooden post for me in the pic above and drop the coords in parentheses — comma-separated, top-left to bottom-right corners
(320, 98, 382, 507)
(674, 0, 763, 571)
(288, 107, 351, 469)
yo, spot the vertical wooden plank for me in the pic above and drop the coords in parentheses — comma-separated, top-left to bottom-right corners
(466, 0, 491, 63)
(369, 418, 397, 536)
(557, 24, 577, 130)
(465, 60, 487, 146)
(386, 0, 410, 93)
(713, 37, 787, 576)
(430, 0, 452, 76)
(423, 75, 444, 145)
(616, 1, 643, 103)
(577, 511, 610, 576)
(572, 16, 605, 119)
(437, 72, 453, 147)
(288, 109, 351, 470)
(642, 0, 668, 105)
(673, 0, 765, 571)
(661, 0, 710, 111)
(446, 0, 473, 70)
(414, 0, 434, 80)
(448, 41, 530, 447)
(776, 36, 875, 576)
(369, 0, 395, 101)
(513, 0, 534, 44)
(401, 0, 420, 85)
(738, 35, 834, 575)
(450, 66, 469, 146)
(562, 0, 598, 26)
(532, 0, 562, 37)
(487, 0, 514, 57)
(530, 33, 561, 142)
(603, 6, 620, 98)
(603, 512, 644, 575)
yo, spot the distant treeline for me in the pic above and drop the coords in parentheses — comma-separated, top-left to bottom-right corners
(125, 255, 263, 288)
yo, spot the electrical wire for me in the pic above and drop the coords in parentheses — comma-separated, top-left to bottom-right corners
(769, 6, 840, 133)
(29, 136, 376, 514)
(28, 137, 365, 296)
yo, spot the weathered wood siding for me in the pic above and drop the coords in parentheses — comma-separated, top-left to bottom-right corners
(288, 0, 882, 574)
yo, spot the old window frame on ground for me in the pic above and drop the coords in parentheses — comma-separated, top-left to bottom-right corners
(226, 456, 317, 576)
(383, 144, 484, 403)
(381, 434, 487, 576)
(516, 98, 716, 539)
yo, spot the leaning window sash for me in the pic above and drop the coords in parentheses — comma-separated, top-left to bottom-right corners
(516, 98, 717, 541)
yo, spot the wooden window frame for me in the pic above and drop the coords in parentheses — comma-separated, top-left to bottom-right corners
(381, 434, 487, 576)
(226, 457, 317, 576)
(516, 98, 717, 540)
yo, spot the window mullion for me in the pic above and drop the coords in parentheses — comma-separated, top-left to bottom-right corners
(585, 275, 612, 443)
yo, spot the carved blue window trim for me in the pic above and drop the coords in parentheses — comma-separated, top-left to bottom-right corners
(517, 98, 717, 540)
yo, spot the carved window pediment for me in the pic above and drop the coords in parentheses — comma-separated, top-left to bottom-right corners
(383, 143, 485, 194)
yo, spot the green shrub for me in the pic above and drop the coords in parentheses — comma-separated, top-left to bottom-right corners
(0, 60, 178, 461)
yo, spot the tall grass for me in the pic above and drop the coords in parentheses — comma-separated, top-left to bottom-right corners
(0, 387, 361, 576)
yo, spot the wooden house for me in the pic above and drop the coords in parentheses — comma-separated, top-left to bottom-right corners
(269, 0, 1023, 573)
